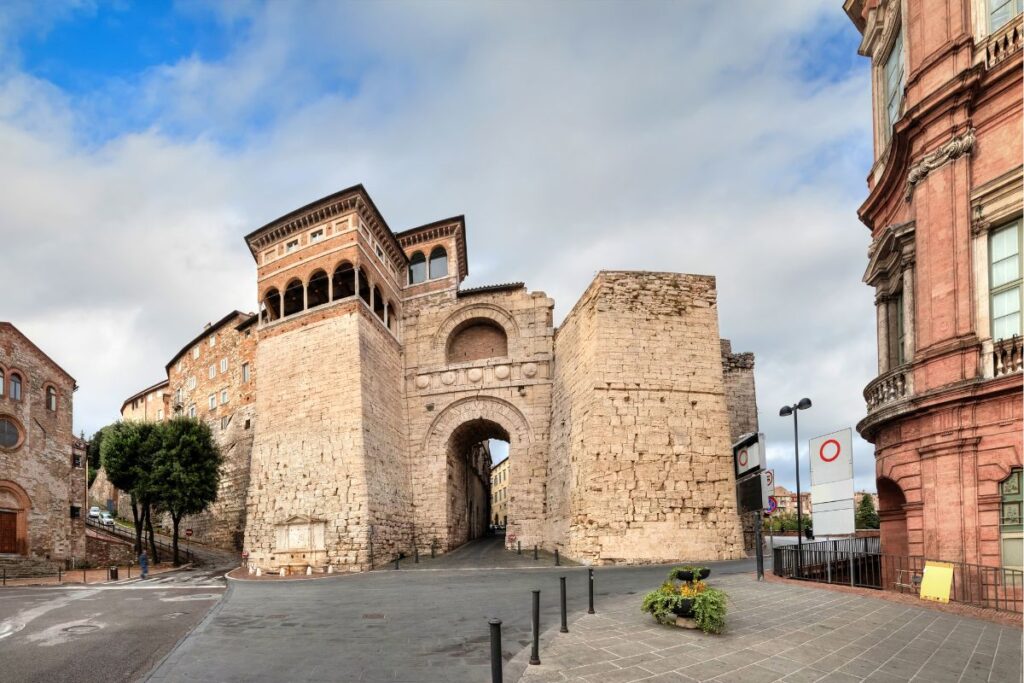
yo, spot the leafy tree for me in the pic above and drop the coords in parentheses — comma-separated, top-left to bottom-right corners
(856, 494, 880, 530)
(86, 427, 106, 487)
(152, 417, 223, 565)
(100, 421, 162, 559)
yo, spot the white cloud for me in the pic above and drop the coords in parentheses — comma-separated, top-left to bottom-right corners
(0, 1, 880, 490)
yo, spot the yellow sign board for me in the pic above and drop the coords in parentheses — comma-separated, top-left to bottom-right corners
(919, 561, 954, 604)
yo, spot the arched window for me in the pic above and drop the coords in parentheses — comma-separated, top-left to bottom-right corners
(447, 319, 508, 363)
(262, 288, 281, 322)
(332, 262, 355, 300)
(283, 279, 304, 317)
(0, 417, 20, 449)
(429, 247, 448, 279)
(307, 270, 329, 309)
(386, 302, 397, 333)
(409, 251, 427, 285)
(373, 287, 385, 321)
(9, 373, 21, 401)
(0, 369, 4, 397)
(46, 387, 57, 412)
(358, 270, 371, 305)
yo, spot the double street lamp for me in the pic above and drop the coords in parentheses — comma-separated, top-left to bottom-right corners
(779, 398, 812, 572)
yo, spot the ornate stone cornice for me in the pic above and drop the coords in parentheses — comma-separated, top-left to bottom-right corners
(865, 220, 915, 289)
(904, 128, 976, 201)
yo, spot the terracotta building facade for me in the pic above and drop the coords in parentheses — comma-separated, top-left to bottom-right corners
(845, 0, 1023, 570)
(124, 185, 758, 571)
(0, 322, 86, 569)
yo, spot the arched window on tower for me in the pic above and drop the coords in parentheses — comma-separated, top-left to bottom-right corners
(409, 251, 427, 284)
(283, 279, 304, 317)
(46, 386, 57, 411)
(373, 287, 385, 321)
(358, 270, 371, 305)
(0, 368, 4, 397)
(261, 288, 281, 323)
(332, 262, 355, 300)
(429, 246, 448, 279)
(9, 373, 22, 401)
(307, 270, 329, 309)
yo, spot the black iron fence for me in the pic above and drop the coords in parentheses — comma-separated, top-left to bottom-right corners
(774, 540, 1023, 613)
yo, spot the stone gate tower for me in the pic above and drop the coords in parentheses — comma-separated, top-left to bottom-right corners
(125, 184, 755, 571)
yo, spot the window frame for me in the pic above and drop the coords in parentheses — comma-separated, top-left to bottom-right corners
(989, 220, 1023, 340)
(882, 28, 905, 143)
(989, 0, 1024, 32)
(1000, 468, 1023, 571)
(208, 394, 216, 411)
(242, 363, 250, 383)
(46, 386, 57, 412)
(0, 416, 22, 449)
(9, 373, 22, 401)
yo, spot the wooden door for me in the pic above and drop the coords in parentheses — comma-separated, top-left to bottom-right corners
(0, 511, 17, 554)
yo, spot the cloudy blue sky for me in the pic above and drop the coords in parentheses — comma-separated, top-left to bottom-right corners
(0, 1, 879, 491)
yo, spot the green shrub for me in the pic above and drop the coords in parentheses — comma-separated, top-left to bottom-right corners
(641, 582, 688, 625)
(692, 587, 727, 634)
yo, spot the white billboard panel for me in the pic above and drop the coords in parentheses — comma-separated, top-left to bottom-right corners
(812, 498, 856, 536)
(809, 428, 854, 487)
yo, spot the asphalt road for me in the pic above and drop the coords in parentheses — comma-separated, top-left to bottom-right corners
(0, 537, 237, 683)
(0, 582, 225, 683)
(147, 540, 758, 683)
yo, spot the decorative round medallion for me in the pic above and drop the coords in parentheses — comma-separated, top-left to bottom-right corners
(467, 368, 483, 383)
(522, 363, 538, 378)
(441, 371, 456, 385)
(494, 365, 510, 380)
(415, 375, 430, 389)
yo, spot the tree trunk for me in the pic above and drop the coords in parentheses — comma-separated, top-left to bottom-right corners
(144, 504, 160, 564)
(130, 495, 143, 554)
(171, 512, 182, 567)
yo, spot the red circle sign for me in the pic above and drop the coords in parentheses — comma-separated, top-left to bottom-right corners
(819, 439, 841, 463)
(185, 529, 193, 537)
(738, 449, 748, 467)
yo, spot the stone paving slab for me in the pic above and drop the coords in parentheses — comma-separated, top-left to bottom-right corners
(517, 574, 1023, 683)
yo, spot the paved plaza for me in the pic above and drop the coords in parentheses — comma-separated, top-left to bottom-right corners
(141, 540, 1021, 683)
(518, 574, 1023, 683)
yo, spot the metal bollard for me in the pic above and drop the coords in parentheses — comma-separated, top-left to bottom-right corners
(414, 546, 419, 563)
(559, 576, 568, 633)
(394, 556, 400, 570)
(2, 567, 5, 586)
(533, 545, 538, 561)
(588, 568, 595, 614)
(431, 539, 436, 559)
(555, 549, 559, 566)
(58, 567, 61, 583)
(489, 618, 503, 683)
(517, 541, 521, 555)
(530, 590, 541, 665)
(83, 569, 87, 584)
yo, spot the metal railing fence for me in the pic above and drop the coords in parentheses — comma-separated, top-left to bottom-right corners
(774, 542, 1023, 613)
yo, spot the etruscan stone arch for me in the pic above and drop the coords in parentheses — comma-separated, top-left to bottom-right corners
(418, 396, 533, 550)
(432, 304, 520, 362)
(0, 479, 31, 556)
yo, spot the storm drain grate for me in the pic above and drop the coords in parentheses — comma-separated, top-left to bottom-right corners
(362, 613, 385, 620)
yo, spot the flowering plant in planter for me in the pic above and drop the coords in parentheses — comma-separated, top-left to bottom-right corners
(641, 568, 727, 634)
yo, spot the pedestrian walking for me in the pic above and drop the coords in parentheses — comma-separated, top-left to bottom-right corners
(139, 549, 149, 579)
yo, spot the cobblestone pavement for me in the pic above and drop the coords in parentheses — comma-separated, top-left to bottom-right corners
(517, 574, 1023, 683)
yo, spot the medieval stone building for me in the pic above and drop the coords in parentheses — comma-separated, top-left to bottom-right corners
(845, 0, 1023, 570)
(0, 322, 86, 569)
(122, 185, 758, 570)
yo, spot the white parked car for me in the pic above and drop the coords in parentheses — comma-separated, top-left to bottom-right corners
(88, 506, 101, 519)
(98, 511, 115, 527)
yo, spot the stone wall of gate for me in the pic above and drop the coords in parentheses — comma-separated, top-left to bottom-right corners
(402, 285, 554, 552)
(549, 272, 746, 563)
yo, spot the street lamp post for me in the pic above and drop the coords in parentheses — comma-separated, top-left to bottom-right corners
(779, 398, 812, 576)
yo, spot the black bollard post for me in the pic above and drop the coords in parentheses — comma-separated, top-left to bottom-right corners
(394, 556, 400, 570)
(414, 546, 419, 564)
(587, 568, 595, 614)
(431, 539, 436, 559)
(517, 541, 521, 555)
(533, 545, 538, 561)
(555, 549, 560, 566)
(489, 618, 503, 683)
(530, 590, 541, 665)
(559, 576, 568, 633)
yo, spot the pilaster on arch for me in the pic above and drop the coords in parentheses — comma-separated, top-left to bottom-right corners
(422, 395, 533, 452)
(432, 303, 521, 356)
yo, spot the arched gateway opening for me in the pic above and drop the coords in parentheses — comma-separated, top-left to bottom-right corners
(421, 396, 532, 553)
(445, 419, 507, 548)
